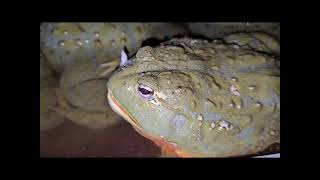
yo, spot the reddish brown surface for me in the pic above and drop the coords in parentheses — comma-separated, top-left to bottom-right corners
(40, 119, 161, 157)
(40, 118, 279, 158)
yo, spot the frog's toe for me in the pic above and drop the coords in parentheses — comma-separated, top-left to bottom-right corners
(98, 60, 119, 77)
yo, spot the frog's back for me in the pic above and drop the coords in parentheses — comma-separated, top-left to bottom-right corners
(160, 37, 280, 157)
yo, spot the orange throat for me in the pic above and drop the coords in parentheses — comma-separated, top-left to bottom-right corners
(107, 91, 192, 157)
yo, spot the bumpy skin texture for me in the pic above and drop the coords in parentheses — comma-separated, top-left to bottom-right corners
(223, 32, 280, 56)
(40, 52, 65, 131)
(40, 22, 188, 130)
(40, 23, 188, 73)
(107, 35, 280, 157)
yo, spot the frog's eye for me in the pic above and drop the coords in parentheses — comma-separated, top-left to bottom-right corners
(138, 84, 154, 100)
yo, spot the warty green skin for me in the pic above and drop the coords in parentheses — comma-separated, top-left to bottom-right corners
(40, 23, 188, 73)
(223, 32, 280, 56)
(107, 36, 280, 157)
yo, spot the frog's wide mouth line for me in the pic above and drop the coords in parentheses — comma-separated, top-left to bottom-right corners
(107, 91, 279, 158)
(107, 91, 192, 157)
(107, 91, 142, 132)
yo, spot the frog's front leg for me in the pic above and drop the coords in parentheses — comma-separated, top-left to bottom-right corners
(98, 60, 119, 77)
(52, 88, 120, 130)
(98, 49, 129, 77)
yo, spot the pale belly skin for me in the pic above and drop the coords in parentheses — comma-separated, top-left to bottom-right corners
(107, 34, 280, 157)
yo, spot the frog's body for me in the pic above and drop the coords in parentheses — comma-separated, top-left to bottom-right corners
(40, 23, 188, 73)
(40, 22, 188, 130)
(53, 87, 121, 130)
(107, 35, 280, 157)
(52, 55, 121, 130)
(41, 42, 122, 131)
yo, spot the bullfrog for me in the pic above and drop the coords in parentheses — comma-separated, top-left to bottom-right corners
(106, 34, 280, 157)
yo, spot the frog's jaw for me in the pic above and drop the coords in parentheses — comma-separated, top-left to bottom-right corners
(107, 91, 192, 157)
(107, 91, 141, 131)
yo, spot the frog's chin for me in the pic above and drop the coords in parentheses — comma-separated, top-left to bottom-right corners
(107, 91, 160, 143)
(107, 91, 193, 157)
(107, 91, 141, 131)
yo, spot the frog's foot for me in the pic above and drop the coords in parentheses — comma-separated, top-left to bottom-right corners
(98, 60, 119, 78)
(52, 88, 120, 130)
(98, 49, 129, 77)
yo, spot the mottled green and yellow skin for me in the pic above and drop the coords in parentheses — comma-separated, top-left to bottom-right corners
(107, 35, 280, 157)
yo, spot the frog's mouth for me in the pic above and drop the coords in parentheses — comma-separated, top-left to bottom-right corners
(107, 91, 192, 157)
(107, 91, 145, 134)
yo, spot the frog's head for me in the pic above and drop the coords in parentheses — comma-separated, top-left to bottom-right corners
(107, 45, 207, 157)
(108, 38, 280, 157)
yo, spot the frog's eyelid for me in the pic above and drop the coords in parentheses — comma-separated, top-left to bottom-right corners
(120, 49, 128, 66)
(138, 84, 153, 92)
